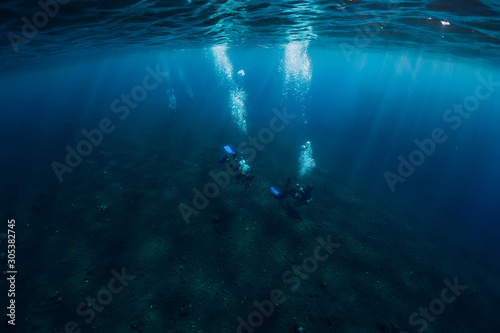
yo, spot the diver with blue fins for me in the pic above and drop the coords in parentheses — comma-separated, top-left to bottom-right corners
(219, 145, 255, 188)
(270, 177, 314, 206)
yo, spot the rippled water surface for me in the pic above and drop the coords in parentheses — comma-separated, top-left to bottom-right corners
(1, 0, 500, 71)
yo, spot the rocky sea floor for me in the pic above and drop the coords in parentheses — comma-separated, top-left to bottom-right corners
(2, 120, 499, 333)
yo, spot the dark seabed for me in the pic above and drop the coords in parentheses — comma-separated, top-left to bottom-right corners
(0, 1, 500, 333)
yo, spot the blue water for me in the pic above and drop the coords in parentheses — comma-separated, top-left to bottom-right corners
(1, 1, 500, 332)
(3, 49, 499, 242)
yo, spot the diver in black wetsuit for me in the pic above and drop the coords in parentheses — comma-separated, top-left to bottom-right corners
(289, 184, 314, 206)
(271, 178, 313, 206)
(219, 146, 255, 188)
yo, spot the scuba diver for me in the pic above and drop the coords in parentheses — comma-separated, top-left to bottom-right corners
(270, 178, 313, 206)
(219, 145, 255, 188)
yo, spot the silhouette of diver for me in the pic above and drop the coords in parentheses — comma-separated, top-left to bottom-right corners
(270, 178, 313, 206)
(219, 145, 255, 188)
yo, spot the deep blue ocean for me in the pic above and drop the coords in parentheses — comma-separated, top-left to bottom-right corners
(1, 1, 499, 332)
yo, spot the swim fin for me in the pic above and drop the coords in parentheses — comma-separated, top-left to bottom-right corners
(270, 187, 280, 196)
(219, 155, 229, 164)
(224, 145, 235, 155)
